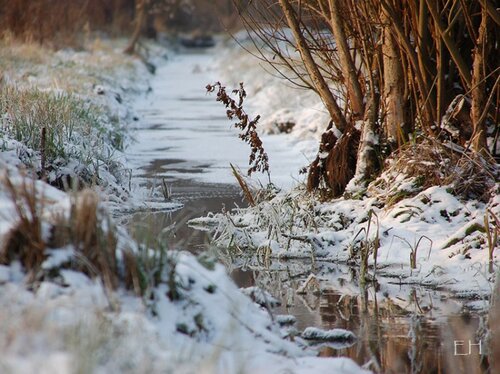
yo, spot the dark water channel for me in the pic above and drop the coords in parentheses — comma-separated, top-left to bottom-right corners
(130, 179, 244, 252)
(123, 50, 496, 373)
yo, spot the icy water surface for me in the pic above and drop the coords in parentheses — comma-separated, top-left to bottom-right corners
(125, 49, 493, 373)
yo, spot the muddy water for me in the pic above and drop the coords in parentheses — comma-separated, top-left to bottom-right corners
(126, 50, 493, 373)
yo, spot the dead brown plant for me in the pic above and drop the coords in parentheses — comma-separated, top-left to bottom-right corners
(207, 82, 270, 179)
(230, 163, 256, 207)
(0, 172, 46, 283)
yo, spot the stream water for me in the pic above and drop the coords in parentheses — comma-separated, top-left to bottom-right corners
(123, 48, 494, 373)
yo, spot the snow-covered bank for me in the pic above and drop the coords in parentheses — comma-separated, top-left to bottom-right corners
(0, 249, 371, 374)
(0, 39, 148, 208)
(193, 182, 499, 302)
(193, 38, 500, 312)
(0, 40, 369, 373)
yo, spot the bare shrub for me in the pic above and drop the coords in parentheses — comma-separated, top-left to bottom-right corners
(234, 0, 499, 197)
(0, 0, 135, 48)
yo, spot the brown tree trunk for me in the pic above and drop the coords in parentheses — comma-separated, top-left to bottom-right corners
(382, 8, 407, 146)
(436, 32, 445, 122)
(124, 0, 147, 55)
(380, 0, 435, 125)
(278, 0, 348, 131)
(328, 0, 364, 117)
(471, 6, 488, 153)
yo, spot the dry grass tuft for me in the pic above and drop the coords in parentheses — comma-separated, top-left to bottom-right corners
(0, 33, 48, 66)
(372, 137, 497, 202)
(51, 190, 119, 290)
(1, 172, 120, 288)
(121, 232, 171, 298)
(231, 163, 255, 207)
(122, 249, 142, 295)
(0, 36, 136, 95)
(0, 86, 101, 165)
(442, 151, 497, 201)
(388, 139, 453, 189)
(0, 173, 46, 282)
(71, 190, 119, 290)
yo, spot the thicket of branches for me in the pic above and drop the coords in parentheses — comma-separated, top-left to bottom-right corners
(235, 0, 499, 197)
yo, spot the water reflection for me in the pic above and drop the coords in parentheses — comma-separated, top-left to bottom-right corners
(127, 179, 245, 252)
(230, 260, 498, 373)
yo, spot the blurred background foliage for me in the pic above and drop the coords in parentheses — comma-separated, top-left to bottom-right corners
(0, 0, 244, 48)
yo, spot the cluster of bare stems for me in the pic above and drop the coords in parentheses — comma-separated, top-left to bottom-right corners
(233, 0, 499, 196)
(206, 82, 270, 178)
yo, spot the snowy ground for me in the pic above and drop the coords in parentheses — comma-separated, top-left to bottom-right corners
(0, 39, 370, 373)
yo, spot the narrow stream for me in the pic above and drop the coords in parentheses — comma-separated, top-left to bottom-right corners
(124, 50, 249, 250)
(123, 48, 492, 373)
